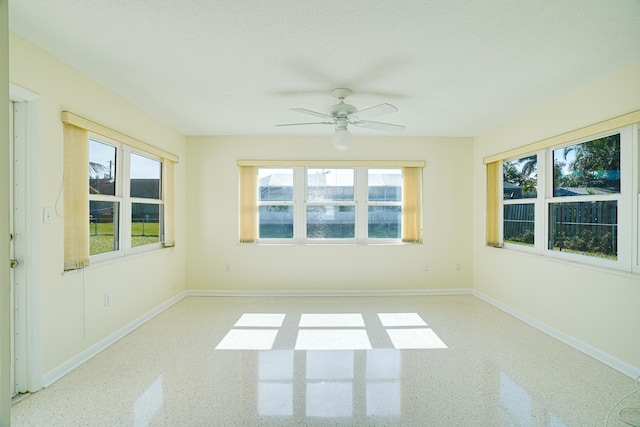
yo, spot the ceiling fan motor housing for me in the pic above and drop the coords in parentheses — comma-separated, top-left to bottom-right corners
(327, 101, 357, 119)
(328, 88, 358, 119)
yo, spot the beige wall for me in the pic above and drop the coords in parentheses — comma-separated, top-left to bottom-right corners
(473, 60, 640, 371)
(186, 135, 474, 292)
(9, 34, 188, 373)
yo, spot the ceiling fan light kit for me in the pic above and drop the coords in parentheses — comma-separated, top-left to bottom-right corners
(332, 127, 352, 151)
(277, 88, 405, 150)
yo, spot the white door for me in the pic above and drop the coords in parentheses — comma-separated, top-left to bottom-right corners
(9, 100, 28, 396)
(9, 100, 15, 397)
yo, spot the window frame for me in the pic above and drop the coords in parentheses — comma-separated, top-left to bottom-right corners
(495, 125, 637, 272)
(253, 166, 413, 245)
(542, 128, 631, 270)
(127, 148, 164, 252)
(257, 167, 296, 240)
(88, 133, 165, 263)
(501, 152, 543, 254)
(365, 168, 403, 241)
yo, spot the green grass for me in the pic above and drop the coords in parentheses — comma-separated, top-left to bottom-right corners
(550, 246, 617, 260)
(89, 222, 160, 255)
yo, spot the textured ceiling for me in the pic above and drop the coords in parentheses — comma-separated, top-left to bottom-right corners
(9, 0, 640, 137)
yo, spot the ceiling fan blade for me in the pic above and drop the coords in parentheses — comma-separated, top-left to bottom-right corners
(348, 103, 398, 121)
(352, 120, 405, 133)
(290, 108, 335, 121)
(276, 122, 334, 127)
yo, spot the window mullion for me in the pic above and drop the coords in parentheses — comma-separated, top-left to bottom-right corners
(356, 168, 367, 241)
(633, 124, 640, 271)
(295, 167, 305, 241)
(121, 146, 131, 252)
(534, 149, 545, 254)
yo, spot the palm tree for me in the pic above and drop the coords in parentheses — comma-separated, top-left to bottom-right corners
(89, 162, 110, 194)
(562, 135, 620, 190)
(89, 162, 109, 179)
(503, 155, 537, 198)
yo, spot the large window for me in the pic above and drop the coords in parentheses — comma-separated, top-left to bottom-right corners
(490, 123, 635, 272)
(89, 135, 164, 259)
(241, 162, 423, 244)
(62, 111, 178, 271)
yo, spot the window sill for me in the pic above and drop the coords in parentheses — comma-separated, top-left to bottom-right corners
(63, 245, 172, 274)
(486, 245, 640, 280)
(244, 241, 423, 246)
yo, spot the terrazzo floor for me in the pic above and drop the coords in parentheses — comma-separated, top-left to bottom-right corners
(10, 295, 640, 426)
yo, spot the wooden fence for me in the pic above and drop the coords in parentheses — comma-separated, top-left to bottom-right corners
(504, 201, 617, 256)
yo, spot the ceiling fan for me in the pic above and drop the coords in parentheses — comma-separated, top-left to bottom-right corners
(277, 88, 405, 150)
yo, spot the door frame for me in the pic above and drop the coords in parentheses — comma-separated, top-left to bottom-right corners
(10, 83, 43, 394)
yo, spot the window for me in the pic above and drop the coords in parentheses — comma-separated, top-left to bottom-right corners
(89, 135, 164, 260)
(368, 169, 402, 239)
(487, 120, 636, 272)
(62, 111, 178, 271)
(306, 168, 355, 239)
(502, 155, 537, 247)
(258, 168, 294, 239)
(129, 153, 162, 248)
(549, 134, 621, 259)
(240, 161, 423, 244)
(89, 139, 120, 255)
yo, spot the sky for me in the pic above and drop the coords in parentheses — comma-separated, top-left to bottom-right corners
(89, 139, 160, 179)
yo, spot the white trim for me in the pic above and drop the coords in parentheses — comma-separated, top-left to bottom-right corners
(9, 84, 44, 393)
(186, 288, 472, 297)
(42, 291, 186, 387)
(62, 111, 178, 163)
(472, 289, 640, 380)
(9, 84, 40, 102)
(239, 159, 426, 167)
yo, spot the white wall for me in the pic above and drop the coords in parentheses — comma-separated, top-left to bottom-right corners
(186, 135, 474, 292)
(473, 60, 640, 374)
(9, 34, 188, 374)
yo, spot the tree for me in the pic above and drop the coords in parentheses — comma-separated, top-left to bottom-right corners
(503, 155, 537, 198)
(89, 162, 109, 179)
(560, 135, 620, 190)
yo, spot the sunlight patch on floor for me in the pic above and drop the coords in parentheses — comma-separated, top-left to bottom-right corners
(215, 329, 279, 350)
(385, 328, 448, 349)
(234, 313, 286, 327)
(377, 312, 427, 327)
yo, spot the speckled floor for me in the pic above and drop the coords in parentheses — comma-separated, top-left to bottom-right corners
(10, 295, 640, 426)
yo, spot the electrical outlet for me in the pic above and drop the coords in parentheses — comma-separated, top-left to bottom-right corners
(225, 263, 231, 272)
(455, 263, 461, 271)
(422, 263, 429, 271)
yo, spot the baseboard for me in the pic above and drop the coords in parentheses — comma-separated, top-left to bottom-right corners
(186, 288, 473, 297)
(42, 291, 187, 387)
(45, 288, 637, 390)
(472, 290, 640, 380)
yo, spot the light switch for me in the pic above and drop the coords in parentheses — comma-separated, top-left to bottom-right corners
(43, 207, 53, 224)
